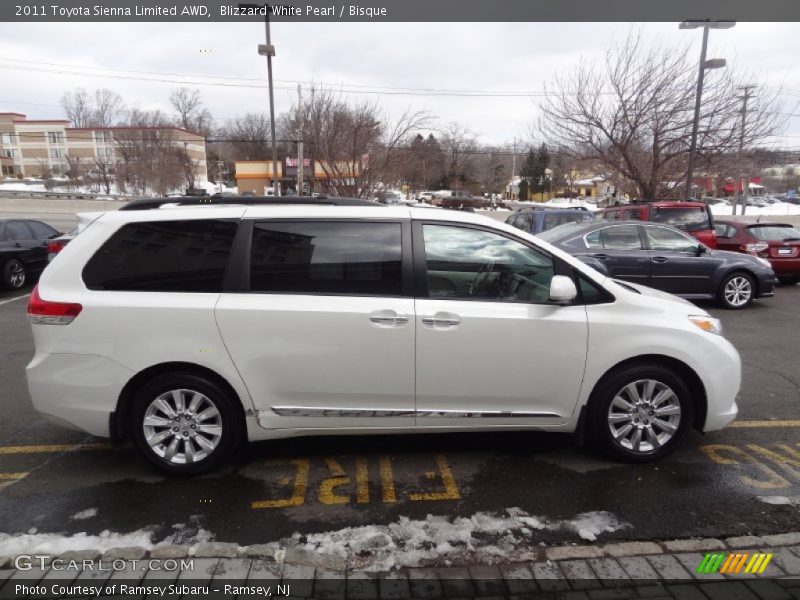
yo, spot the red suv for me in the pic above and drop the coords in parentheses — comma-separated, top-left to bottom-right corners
(598, 201, 717, 248)
(715, 219, 800, 285)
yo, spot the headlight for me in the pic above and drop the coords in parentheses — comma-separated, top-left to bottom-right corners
(689, 315, 723, 336)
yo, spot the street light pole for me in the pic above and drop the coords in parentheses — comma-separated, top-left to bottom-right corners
(260, 14, 279, 196)
(680, 20, 735, 201)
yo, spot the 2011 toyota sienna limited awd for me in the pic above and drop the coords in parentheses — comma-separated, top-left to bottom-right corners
(26, 204, 741, 474)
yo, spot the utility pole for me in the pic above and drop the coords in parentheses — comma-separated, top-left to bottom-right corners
(734, 85, 756, 216)
(511, 138, 517, 200)
(297, 83, 304, 196)
(251, 4, 279, 196)
(680, 20, 734, 200)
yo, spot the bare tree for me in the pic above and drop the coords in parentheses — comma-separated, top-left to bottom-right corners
(538, 31, 786, 199)
(169, 87, 213, 136)
(92, 89, 124, 127)
(440, 123, 478, 190)
(92, 155, 115, 195)
(61, 89, 93, 128)
(61, 88, 125, 127)
(221, 113, 273, 161)
(281, 88, 431, 197)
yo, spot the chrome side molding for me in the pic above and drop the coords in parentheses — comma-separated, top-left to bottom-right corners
(417, 410, 561, 418)
(270, 406, 416, 418)
(270, 406, 560, 419)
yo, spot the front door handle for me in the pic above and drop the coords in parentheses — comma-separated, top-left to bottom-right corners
(422, 313, 461, 328)
(651, 256, 669, 263)
(369, 310, 409, 326)
(593, 253, 610, 260)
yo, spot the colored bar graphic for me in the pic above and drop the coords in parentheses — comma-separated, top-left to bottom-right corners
(699, 552, 773, 575)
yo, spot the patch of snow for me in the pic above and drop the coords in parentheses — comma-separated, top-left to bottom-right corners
(70, 508, 98, 521)
(0, 524, 213, 557)
(711, 202, 800, 216)
(0, 182, 47, 192)
(757, 495, 800, 506)
(282, 509, 628, 570)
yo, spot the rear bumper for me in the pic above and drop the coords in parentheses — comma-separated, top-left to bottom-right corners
(26, 352, 133, 438)
(769, 258, 800, 276)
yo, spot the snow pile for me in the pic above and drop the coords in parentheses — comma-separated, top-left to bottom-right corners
(0, 182, 47, 193)
(284, 509, 629, 570)
(0, 523, 213, 557)
(710, 202, 800, 217)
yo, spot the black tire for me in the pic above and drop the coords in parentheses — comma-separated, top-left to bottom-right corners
(717, 271, 755, 310)
(778, 275, 800, 286)
(586, 364, 694, 463)
(2, 259, 26, 290)
(129, 372, 244, 475)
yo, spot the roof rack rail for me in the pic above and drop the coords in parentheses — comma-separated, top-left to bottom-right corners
(119, 195, 381, 211)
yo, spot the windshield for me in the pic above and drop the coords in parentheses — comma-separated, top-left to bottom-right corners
(537, 221, 589, 242)
(748, 225, 800, 241)
(650, 206, 711, 232)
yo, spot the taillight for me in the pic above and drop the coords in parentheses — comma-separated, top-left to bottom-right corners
(27, 285, 82, 325)
(47, 240, 65, 254)
(741, 243, 769, 255)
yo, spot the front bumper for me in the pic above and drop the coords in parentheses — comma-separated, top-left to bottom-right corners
(700, 336, 741, 431)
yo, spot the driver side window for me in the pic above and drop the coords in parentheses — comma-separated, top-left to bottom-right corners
(422, 224, 555, 303)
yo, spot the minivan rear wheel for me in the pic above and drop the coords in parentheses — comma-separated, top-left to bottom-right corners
(130, 373, 243, 474)
(587, 365, 694, 463)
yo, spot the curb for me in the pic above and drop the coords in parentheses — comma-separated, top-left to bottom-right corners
(2, 532, 800, 572)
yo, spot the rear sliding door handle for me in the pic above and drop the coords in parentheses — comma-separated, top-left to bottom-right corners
(422, 316, 461, 327)
(651, 256, 669, 263)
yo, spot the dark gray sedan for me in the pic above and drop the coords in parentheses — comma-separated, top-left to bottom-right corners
(538, 220, 776, 309)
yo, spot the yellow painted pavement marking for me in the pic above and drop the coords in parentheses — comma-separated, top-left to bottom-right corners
(0, 443, 110, 455)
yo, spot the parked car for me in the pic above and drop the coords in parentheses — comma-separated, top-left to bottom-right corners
(0, 218, 61, 290)
(538, 220, 775, 309)
(715, 219, 800, 285)
(506, 207, 595, 235)
(597, 201, 718, 248)
(28, 202, 741, 474)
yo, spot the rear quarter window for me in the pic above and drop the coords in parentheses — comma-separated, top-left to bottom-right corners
(82, 220, 238, 292)
(651, 206, 711, 232)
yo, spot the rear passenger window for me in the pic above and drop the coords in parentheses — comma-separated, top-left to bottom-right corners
(250, 221, 402, 296)
(83, 220, 238, 292)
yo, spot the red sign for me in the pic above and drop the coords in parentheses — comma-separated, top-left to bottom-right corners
(286, 157, 311, 167)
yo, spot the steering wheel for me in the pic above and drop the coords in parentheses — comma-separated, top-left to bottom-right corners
(468, 261, 495, 296)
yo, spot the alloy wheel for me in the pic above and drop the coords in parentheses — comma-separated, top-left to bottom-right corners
(724, 276, 752, 308)
(8, 262, 25, 289)
(607, 379, 682, 454)
(142, 389, 222, 464)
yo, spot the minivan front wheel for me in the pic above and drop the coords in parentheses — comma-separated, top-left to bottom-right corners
(587, 365, 694, 462)
(130, 373, 243, 474)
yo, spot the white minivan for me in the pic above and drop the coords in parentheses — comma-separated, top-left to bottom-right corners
(26, 202, 740, 474)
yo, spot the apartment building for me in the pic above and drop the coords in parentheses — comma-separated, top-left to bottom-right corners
(0, 113, 207, 181)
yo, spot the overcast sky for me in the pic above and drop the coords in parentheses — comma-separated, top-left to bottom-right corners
(0, 21, 798, 148)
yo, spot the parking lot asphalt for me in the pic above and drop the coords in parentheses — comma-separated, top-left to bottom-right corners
(0, 256, 798, 551)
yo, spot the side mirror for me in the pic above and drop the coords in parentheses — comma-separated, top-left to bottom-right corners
(695, 245, 707, 256)
(549, 275, 578, 305)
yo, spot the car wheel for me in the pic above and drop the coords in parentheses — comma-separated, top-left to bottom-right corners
(718, 271, 755, 309)
(778, 275, 800, 286)
(2, 259, 26, 290)
(587, 365, 694, 463)
(130, 372, 244, 475)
